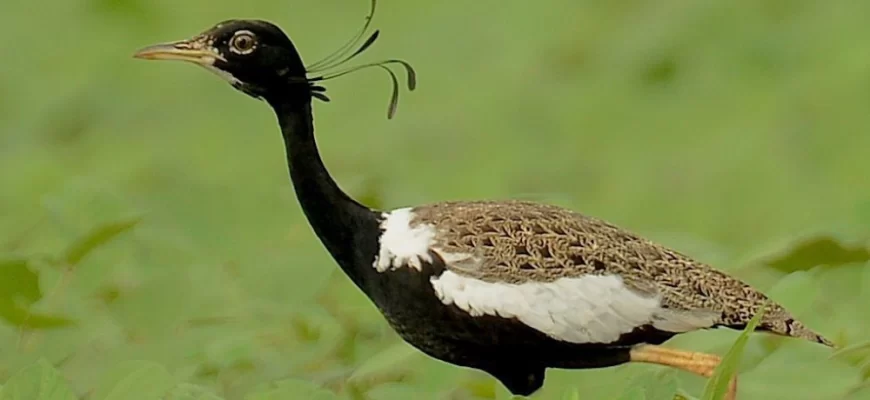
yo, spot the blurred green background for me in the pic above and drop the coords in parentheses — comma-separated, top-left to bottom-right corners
(2, 0, 870, 399)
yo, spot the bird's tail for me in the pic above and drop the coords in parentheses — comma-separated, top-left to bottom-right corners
(758, 304, 835, 347)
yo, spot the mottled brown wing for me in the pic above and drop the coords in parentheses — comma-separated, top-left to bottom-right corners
(411, 199, 831, 345)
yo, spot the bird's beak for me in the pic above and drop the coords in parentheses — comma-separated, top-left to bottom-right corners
(133, 39, 226, 65)
(133, 36, 241, 88)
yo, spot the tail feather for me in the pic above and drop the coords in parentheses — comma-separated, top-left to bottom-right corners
(767, 318, 835, 347)
(756, 304, 834, 347)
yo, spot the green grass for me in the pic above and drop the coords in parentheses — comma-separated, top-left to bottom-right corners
(2, 0, 870, 398)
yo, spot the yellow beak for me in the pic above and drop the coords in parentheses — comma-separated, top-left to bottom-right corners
(133, 40, 226, 65)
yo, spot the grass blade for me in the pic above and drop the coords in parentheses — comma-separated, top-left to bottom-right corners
(701, 303, 768, 400)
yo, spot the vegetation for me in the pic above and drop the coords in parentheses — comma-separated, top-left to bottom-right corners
(2, 0, 870, 398)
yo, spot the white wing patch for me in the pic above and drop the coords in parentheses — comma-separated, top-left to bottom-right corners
(374, 208, 437, 272)
(430, 271, 717, 344)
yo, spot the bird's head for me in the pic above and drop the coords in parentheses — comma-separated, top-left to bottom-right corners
(134, 20, 303, 101)
(133, 0, 415, 117)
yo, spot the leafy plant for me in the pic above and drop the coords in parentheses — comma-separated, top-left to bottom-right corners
(0, 258, 73, 329)
(0, 217, 141, 332)
(701, 305, 767, 400)
(761, 236, 870, 272)
(0, 359, 76, 400)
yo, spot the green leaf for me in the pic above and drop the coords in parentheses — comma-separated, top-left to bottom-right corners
(736, 339, 859, 399)
(244, 379, 337, 400)
(0, 259, 74, 329)
(0, 359, 76, 400)
(62, 217, 142, 267)
(164, 383, 223, 400)
(346, 342, 420, 388)
(91, 360, 175, 400)
(618, 371, 679, 400)
(701, 304, 767, 400)
(20, 313, 75, 329)
(0, 258, 41, 306)
(762, 236, 870, 272)
(644, 371, 679, 400)
(0, 302, 75, 330)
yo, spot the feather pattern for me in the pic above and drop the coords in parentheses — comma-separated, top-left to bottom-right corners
(376, 200, 833, 346)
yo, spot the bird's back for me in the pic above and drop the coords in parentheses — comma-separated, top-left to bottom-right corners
(406, 199, 833, 347)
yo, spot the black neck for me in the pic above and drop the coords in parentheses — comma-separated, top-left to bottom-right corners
(267, 90, 381, 284)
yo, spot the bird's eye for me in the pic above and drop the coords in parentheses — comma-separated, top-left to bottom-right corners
(229, 31, 257, 54)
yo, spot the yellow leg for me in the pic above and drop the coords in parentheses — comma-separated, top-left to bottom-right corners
(629, 345, 737, 400)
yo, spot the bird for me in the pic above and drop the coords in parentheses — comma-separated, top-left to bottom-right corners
(133, 1, 833, 398)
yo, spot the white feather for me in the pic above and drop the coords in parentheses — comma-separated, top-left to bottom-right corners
(374, 208, 436, 272)
(430, 271, 716, 344)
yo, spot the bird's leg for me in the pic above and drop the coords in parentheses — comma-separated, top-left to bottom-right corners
(629, 345, 737, 400)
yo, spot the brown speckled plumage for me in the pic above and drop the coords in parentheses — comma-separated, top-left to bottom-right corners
(410, 199, 832, 347)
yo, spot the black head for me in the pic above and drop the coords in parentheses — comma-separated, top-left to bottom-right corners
(134, 1, 416, 117)
(134, 20, 305, 101)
